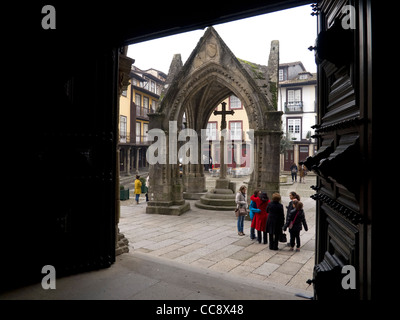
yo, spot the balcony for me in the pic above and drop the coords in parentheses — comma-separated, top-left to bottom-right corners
(119, 132, 151, 145)
(285, 101, 303, 113)
(136, 105, 155, 119)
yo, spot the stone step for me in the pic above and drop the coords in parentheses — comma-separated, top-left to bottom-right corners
(211, 188, 234, 194)
(194, 201, 237, 211)
(199, 195, 236, 206)
(183, 192, 207, 200)
(204, 193, 236, 200)
(146, 202, 190, 216)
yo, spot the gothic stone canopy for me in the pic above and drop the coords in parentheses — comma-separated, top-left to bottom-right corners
(146, 27, 282, 215)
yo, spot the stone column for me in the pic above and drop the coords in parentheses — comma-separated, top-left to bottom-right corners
(183, 133, 207, 199)
(146, 113, 190, 215)
(116, 49, 134, 256)
(247, 111, 282, 200)
(136, 147, 140, 174)
(126, 147, 131, 175)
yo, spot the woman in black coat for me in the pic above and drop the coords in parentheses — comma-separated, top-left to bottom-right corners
(266, 193, 285, 250)
(283, 200, 308, 252)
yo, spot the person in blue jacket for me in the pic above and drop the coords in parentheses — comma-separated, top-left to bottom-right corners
(249, 190, 261, 240)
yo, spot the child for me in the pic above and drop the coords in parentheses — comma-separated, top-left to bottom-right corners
(249, 190, 261, 240)
(286, 192, 299, 247)
(283, 201, 308, 251)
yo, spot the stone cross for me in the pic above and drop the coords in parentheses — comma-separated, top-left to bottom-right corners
(213, 102, 234, 179)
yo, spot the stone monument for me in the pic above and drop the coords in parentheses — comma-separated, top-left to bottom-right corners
(146, 27, 281, 215)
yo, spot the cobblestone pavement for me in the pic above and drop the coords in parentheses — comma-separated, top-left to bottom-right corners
(119, 174, 316, 292)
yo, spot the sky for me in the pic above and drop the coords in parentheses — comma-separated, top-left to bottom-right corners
(127, 4, 317, 75)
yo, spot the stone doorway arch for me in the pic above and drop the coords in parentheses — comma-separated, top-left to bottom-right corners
(146, 27, 282, 215)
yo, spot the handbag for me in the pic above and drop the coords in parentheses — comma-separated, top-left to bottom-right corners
(235, 206, 247, 217)
(289, 211, 299, 230)
(279, 232, 287, 243)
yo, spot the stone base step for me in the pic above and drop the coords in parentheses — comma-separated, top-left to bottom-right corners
(194, 201, 236, 211)
(183, 192, 207, 200)
(146, 202, 190, 216)
(195, 189, 237, 211)
(211, 188, 234, 194)
(204, 193, 236, 200)
(199, 195, 236, 207)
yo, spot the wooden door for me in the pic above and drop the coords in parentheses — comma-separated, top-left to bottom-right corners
(304, 0, 373, 299)
(284, 147, 294, 171)
(299, 145, 309, 163)
(1, 45, 118, 290)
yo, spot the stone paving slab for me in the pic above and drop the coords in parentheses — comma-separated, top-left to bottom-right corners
(119, 174, 317, 292)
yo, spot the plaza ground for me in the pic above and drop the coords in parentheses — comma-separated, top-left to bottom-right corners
(0, 173, 316, 300)
(119, 172, 316, 293)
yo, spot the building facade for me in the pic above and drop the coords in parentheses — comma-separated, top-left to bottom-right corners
(205, 61, 317, 174)
(278, 61, 317, 171)
(119, 66, 167, 175)
(206, 95, 252, 173)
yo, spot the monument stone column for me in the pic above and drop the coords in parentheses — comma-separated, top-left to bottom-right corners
(182, 132, 207, 199)
(146, 113, 190, 215)
(195, 102, 237, 211)
(213, 102, 234, 189)
(247, 111, 282, 198)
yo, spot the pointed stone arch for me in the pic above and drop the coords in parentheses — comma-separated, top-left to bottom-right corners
(146, 27, 282, 215)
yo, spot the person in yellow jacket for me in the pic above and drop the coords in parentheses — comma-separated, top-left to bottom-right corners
(134, 175, 142, 204)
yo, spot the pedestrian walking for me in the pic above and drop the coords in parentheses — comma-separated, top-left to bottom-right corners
(299, 162, 306, 183)
(249, 190, 261, 240)
(266, 193, 285, 250)
(283, 201, 308, 252)
(134, 175, 142, 204)
(290, 163, 298, 182)
(235, 185, 247, 236)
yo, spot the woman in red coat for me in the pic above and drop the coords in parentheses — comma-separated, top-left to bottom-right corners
(252, 192, 270, 244)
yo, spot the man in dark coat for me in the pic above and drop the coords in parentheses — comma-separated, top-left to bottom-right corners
(266, 193, 285, 250)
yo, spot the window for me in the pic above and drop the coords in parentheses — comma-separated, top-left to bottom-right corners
(287, 89, 301, 105)
(120, 116, 127, 143)
(279, 69, 284, 81)
(229, 121, 242, 141)
(136, 122, 141, 143)
(229, 95, 242, 109)
(143, 79, 149, 90)
(151, 100, 157, 112)
(135, 94, 141, 107)
(143, 123, 149, 142)
(143, 96, 149, 111)
(206, 122, 217, 140)
(287, 118, 301, 141)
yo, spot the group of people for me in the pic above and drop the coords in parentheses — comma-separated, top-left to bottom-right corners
(235, 186, 308, 251)
(290, 162, 307, 183)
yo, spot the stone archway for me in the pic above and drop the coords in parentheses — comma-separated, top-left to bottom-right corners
(146, 27, 282, 215)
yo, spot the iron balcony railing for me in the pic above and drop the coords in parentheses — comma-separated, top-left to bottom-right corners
(285, 101, 303, 113)
(119, 132, 151, 145)
(136, 105, 155, 119)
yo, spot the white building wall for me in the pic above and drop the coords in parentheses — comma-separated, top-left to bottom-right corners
(278, 84, 317, 141)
